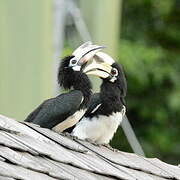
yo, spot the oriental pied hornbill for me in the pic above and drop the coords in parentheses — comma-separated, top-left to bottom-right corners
(24, 42, 104, 132)
(72, 52, 127, 144)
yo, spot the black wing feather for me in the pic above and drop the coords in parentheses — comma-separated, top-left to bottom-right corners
(24, 90, 83, 129)
(84, 93, 101, 117)
(64, 93, 101, 133)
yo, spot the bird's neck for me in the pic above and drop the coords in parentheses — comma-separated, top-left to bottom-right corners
(100, 80, 123, 113)
(72, 72, 92, 109)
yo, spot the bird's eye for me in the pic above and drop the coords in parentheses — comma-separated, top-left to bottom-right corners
(70, 59, 77, 65)
(111, 68, 118, 76)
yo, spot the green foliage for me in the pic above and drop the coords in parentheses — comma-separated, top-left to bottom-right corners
(112, 0, 180, 164)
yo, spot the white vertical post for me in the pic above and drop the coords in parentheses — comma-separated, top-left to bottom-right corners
(121, 116, 145, 156)
(67, 0, 91, 42)
(53, 0, 66, 96)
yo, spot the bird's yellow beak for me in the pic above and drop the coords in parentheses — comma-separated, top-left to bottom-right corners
(83, 52, 115, 78)
(83, 60, 112, 78)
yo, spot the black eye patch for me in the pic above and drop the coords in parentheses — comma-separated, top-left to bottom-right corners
(111, 68, 118, 76)
(71, 59, 77, 64)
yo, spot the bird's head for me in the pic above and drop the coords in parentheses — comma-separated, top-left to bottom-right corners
(83, 52, 127, 99)
(58, 42, 105, 89)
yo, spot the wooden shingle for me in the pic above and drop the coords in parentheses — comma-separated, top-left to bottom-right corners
(0, 114, 179, 180)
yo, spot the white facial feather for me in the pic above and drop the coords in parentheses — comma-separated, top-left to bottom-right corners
(72, 65, 81, 71)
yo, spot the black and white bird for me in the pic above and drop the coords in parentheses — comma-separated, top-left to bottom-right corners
(72, 52, 127, 144)
(24, 42, 104, 132)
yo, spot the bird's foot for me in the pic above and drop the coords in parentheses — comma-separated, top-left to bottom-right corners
(85, 138, 101, 147)
(62, 132, 77, 140)
(112, 148, 119, 152)
(101, 143, 119, 152)
(59, 132, 68, 136)
(102, 143, 112, 149)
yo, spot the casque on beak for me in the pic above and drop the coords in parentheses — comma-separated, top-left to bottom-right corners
(83, 52, 115, 78)
(72, 42, 105, 66)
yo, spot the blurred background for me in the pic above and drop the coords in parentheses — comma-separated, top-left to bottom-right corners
(0, 0, 179, 164)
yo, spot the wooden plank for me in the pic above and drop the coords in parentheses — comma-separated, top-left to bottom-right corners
(0, 161, 56, 180)
(29, 150, 133, 180)
(1, 132, 135, 179)
(113, 164, 154, 180)
(148, 174, 168, 180)
(3, 132, 71, 160)
(0, 146, 49, 174)
(0, 115, 175, 180)
(29, 156, 115, 180)
(23, 122, 88, 153)
(132, 169, 167, 180)
(0, 132, 38, 155)
(75, 140, 173, 179)
(116, 152, 172, 178)
(146, 158, 180, 180)
(0, 176, 15, 180)
(0, 145, 82, 179)
(0, 146, 72, 179)
(69, 149, 136, 180)
(72, 141, 166, 180)
(2, 131, 97, 172)
(114, 164, 167, 180)
(0, 145, 118, 180)
(0, 125, 19, 134)
(131, 168, 168, 180)
(29, 157, 74, 180)
(0, 156, 5, 162)
(47, 158, 117, 180)
(0, 115, 52, 143)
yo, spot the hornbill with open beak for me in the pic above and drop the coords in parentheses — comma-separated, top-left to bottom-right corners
(24, 42, 104, 132)
(72, 52, 127, 144)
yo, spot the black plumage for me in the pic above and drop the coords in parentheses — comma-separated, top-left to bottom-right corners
(72, 61, 127, 144)
(25, 90, 83, 128)
(25, 56, 92, 130)
(85, 63, 127, 118)
(58, 56, 92, 109)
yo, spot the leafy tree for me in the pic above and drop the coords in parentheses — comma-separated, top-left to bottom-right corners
(111, 0, 180, 165)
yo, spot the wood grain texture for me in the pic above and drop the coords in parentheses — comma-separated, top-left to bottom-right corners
(23, 122, 88, 153)
(0, 114, 179, 180)
(0, 161, 56, 180)
(75, 139, 178, 179)
(0, 115, 52, 142)
(0, 132, 38, 155)
(0, 176, 15, 180)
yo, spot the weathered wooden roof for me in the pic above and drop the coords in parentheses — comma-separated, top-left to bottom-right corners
(0, 114, 179, 180)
